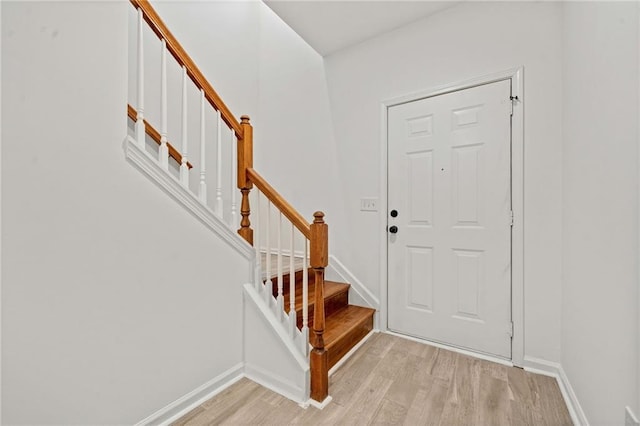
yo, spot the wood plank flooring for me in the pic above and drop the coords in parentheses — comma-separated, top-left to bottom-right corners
(172, 333, 572, 425)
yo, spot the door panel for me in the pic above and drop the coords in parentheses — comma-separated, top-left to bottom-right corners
(407, 151, 433, 225)
(387, 80, 512, 358)
(406, 246, 434, 311)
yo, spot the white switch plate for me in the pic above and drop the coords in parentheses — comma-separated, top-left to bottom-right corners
(360, 197, 378, 212)
(626, 407, 640, 426)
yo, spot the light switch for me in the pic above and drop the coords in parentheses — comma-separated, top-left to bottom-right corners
(360, 198, 378, 212)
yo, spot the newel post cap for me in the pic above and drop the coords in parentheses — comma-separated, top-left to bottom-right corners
(313, 211, 325, 224)
(240, 115, 251, 124)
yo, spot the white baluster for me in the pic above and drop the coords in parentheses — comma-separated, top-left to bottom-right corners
(180, 66, 189, 187)
(230, 128, 238, 229)
(135, 8, 145, 148)
(289, 223, 297, 335)
(159, 39, 168, 169)
(215, 110, 223, 218)
(198, 89, 206, 203)
(254, 191, 262, 292)
(301, 238, 309, 355)
(302, 239, 308, 330)
(289, 223, 295, 313)
(255, 191, 261, 261)
(277, 212, 284, 312)
(265, 200, 273, 300)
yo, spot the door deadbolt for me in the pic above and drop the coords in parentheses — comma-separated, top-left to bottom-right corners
(390, 209, 398, 217)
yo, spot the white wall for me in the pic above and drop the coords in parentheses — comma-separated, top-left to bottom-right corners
(324, 2, 564, 363)
(256, 5, 340, 222)
(0, 1, 3, 421)
(149, 1, 259, 123)
(1, 2, 251, 423)
(562, 2, 639, 424)
(140, 1, 341, 250)
(243, 287, 309, 403)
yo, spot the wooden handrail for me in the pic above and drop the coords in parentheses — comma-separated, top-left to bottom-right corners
(246, 168, 311, 239)
(128, 1, 329, 401)
(130, 0, 243, 138)
(127, 104, 192, 169)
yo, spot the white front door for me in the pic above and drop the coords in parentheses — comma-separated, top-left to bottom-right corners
(387, 80, 512, 359)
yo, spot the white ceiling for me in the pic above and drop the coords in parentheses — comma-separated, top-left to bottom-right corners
(264, 1, 460, 56)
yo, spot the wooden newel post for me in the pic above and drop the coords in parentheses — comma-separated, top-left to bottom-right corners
(237, 115, 253, 245)
(310, 211, 329, 402)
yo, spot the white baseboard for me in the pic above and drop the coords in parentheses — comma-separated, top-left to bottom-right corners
(523, 356, 589, 426)
(385, 330, 513, 367)
(558, 366, 589, 426)
(308, 395, 333, 410)
(244, 363, 308, 405)
(135, 363, 244, 426)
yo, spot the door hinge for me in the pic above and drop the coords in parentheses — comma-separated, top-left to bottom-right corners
(508, 321, 514, 338)
(509, 95, 519, 116)
(510, 210, 514, 227)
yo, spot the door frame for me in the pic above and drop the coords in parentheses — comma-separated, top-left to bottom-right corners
(379, 67, 524, 366)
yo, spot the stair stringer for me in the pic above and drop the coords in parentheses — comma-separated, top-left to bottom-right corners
(326, 254, 380, 328)
(123, 135, 255, 261)
(243, 283, 311, 405)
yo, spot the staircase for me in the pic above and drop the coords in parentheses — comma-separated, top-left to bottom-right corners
(127, 0, 376, 405)
(272, 270, 375, 371)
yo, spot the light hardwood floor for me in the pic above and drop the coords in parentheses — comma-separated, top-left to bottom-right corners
(173, 333, 572, 425)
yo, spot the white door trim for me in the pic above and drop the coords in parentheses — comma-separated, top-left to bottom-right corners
(379, 67, 525, 366)
(637, 6, 640, 415)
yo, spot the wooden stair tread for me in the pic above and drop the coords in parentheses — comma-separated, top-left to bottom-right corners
(266, 270, 376, 378)
(323, 305, 375, 346)
(269, 268, 323, 294)
(283, 280, 349, 313)
(266, 268, 311, 289)
(321, 305, 375, 369)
